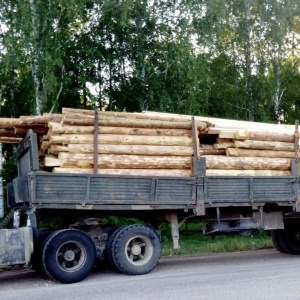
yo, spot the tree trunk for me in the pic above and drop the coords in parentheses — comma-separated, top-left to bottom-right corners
(53, 168, 191, 177)
(204, 155, 290, 170)
(49, 123, 192, 136)
(62, 117, 207, 130)
(67, 144, 193, 156)
(56, 153, 191, 169)
(50, 134, 193, 146)
(226, 148, 297, 158)
(206, 169, 290, 176)
(248, 130, 294, 143)
(234, 140, 294, 151)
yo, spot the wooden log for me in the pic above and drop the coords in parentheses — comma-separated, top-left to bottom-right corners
(62, 117, 207, 130)
(142, 111, 295, 133)
(62, 143, 223, 156)
(14, 127, 49, 136)
(200, 149, 226, 155)
(41, 141, 50, 150)
(0, 137, 22, 143)
(226, 148, 297, 158)
(235, 129, 249, 140)
(57, 153, 191, 169)
(53, 167, 192, 177)
(208, 128, 237, 139)
(206, 169, 291, 176)
(49, 145, 69, 155)
(50, 134, 192, 146)
(247, 130, 294, 143)
(62, 107, 211, 125)
(44, 155, 60, 167)
(67, 144, 194, 156)
(214, 142, 234, 150)
(204, 155, 290, 170)
(0, 118, 21, 126)
(216, 138, 233, 143)
(49, 123, 192, 136)
(234, 140, 295, 151)
(20, 114, 63, 124)
(0, 127, 18, 137)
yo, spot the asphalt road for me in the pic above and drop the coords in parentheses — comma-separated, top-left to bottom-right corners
(1, 249, 300, 300)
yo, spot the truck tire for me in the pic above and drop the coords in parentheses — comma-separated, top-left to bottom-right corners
(106, 226, 126, 271)
(31, 229, 54, 275)
(271, 230, 292, 254)
(110, 224, 161, 275)
(42, 229, 96, 283)
(282, 222, 300, 255)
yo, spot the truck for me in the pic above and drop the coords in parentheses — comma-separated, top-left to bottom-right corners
(1, 129, 300, 283)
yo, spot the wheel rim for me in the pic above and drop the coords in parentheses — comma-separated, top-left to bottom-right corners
(56, 241, 87, 273)
(125, 235, 153, 266)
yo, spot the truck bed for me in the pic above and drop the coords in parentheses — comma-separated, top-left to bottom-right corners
(11, 171, 297, 212)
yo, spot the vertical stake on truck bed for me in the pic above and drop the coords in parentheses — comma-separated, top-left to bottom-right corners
(94, 109, 99, 175)
(295, 120, 299, 160)
(191, 116, 200, 176)
(191, 117, 205, 216)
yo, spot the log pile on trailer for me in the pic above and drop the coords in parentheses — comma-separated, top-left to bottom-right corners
(0, 108, 298, 176)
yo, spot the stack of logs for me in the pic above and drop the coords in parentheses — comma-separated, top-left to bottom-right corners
(41, 108, 211, 177)
(0, 108, 298, 177)
(142, 111, 298, 176)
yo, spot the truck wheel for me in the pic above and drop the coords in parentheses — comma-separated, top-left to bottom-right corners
(42, 229, 96, 283)
(106, 226, 125, 271)
(110, 225, 161, 275)
(31, 229, 54, 275)
(282, 224, 300, 255)
(271, 230, 291, 254)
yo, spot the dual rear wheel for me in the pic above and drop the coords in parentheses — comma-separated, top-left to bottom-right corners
(33, 225, 161, 283)
(106, 224, 161, 275)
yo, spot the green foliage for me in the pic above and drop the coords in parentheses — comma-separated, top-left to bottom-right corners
(161, 224, 273, 256)
(0, 0, 300, 120)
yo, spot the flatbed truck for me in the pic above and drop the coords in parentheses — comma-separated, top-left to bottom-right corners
(1, 130, 300, 283)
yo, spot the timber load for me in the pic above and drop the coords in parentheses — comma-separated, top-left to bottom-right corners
(0, 108, 298, 177)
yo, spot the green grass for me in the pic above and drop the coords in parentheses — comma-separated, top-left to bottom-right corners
(160, 224, 273, 256)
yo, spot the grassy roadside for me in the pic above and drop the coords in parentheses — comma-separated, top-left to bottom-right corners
(160, 227, 273, 256)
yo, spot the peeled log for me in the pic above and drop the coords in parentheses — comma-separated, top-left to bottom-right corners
(63, 107, 211, 125)
(248, 131, 294, 143)
(62, 117, 207, 130)
(0, 118, 21, 126)
(53, 167, 191, 177)
(204, 155, 290, 170)
(57, 153, 191, 169)
(50, 134, 192, 146)
(206, 169, 291, 176)
(0, 137, 22, 143)
(67, 144, 193, 156)
(214, 142, 234, 150)
(234, 140, 295, 151)
(142, 111, 295, 133)
(49, 145, 69, 154)
(49, 123, 192, 137)
(226, 148, 297, 159)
